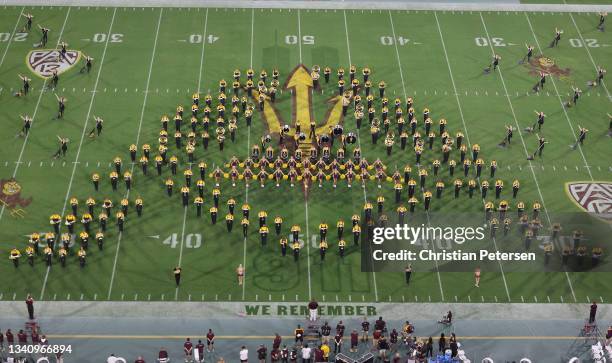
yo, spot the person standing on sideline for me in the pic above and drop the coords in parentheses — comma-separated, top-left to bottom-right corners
(590, 301, 598, 323)
(239, 346, 248, 363)
(308, 299, 319, 321)
(438, 333, 446, 352)
(474, 267, 481, 287)
(236, 264, 244, 286)
(405, 265, 412, 285)
(26, 294, 35, 320)
(173, 266, 182, 287)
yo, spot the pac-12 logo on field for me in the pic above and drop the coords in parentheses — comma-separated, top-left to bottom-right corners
(26, 49, 81, 78)
(566, 182, 612, 222)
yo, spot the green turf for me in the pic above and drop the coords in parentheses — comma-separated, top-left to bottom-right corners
(0, 7, 610, 304)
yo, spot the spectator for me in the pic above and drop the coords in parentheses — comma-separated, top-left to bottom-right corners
(271, 347, 281, 362)
(606, 326, 612, 345)
(389, 329, 398, 348)
(301, 343, 312, 362)
(280, 344, 289, 362)
(320, 342, 330, 362)
(320, 321, 331, 343)
(438, 333, 446, 352)
(157, 347, 169, 362)
(333, 332, 342, 353)
(335, 320, 345, 337)
(257, 344, 267, 363)
(273, 333, 282, 350)
(375, 316, 386, 332)
(378, 336, 389, 360)
(289, 347, 298, 362)
(308, 299, 319, 321)
(350, 329, 359, 352)
(6, 329, 14, 346)
(107, 354, 119, 363)
(392, 352, 401, 363)
(135, 356, 145, 363)
(31, 329, 40, 344)
(294, 324, 304, 347)
(450, 338, 458, 357)
(195, 339, 205, 363)
(25, 294, 35, 320)
(217, 358, 225, 363)
(590, 301, 597, 323)
(0, 329, 4, 348)
(425, 337, 434, 357)
(17, 330, 27, 344)
(372, 329, 381, 348)
(239, 345, 248, 363)
(207, 329, 215, 352)
(184, 337, 193, 362)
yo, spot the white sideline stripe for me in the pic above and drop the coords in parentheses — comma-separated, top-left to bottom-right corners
(297, 8, 312, 301)
(242, 7, 254, 301)
(389, 10, 444, 302)
(107, 8, 164, 301)
(478, 13, 576, 302)
(0, 8, 72, 222)
(3, 0, 611, 12)
(40, 8, 118, 301)
(344, 10, 378, 302)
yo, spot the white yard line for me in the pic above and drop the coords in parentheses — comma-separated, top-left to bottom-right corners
(344, 10, 378, 302)
(478, 12, 576, 302)
(0, 6, 25, 71)
(174, 207, 188, 300)
(40, 8, 118, 300)
(0, 8, 71, 222)
(297, 8, 312, 301)
(562, 2, 611, 102)
(435, 11, 510, 302)
(107, 8, 164, 300)
(389, 10, 445, 301)
(196, 8, 209, 92)
(242, 8, 255, 301)
(175, 6, 210, 301)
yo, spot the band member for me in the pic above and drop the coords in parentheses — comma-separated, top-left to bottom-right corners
(523, 44, 534, 63)
(598, 12, 607, 31)
(81, 54, 94, 73)
(78, 247, 87, 268)
(38, 25, 49, 46)
(550, 28, 563, 48)
(20, 115, 32, 136)
(338, 239, 346, 258)
(292, 240, 301, 261)
(53, 136, 69, 158)
(274, 216, 283, 235)
(17, 74, 30, 96)
(174, 266, 182, 286)
(474, 267, 481, 287)
(319, 239, 328, 261)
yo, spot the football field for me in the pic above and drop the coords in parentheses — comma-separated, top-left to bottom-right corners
(0, 3, 610, 306)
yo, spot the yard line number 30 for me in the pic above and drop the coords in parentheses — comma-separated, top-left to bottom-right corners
(474, 36, 601, 48)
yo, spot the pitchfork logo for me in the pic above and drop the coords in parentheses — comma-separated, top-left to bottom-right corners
(567, 182, 612, 222)
(27, 49, 80, 78)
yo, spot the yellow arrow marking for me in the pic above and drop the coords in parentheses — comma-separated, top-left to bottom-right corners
(284, 64, 314, 142)
(317, 95, 344, 135)
(250, 89, 283, 134)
